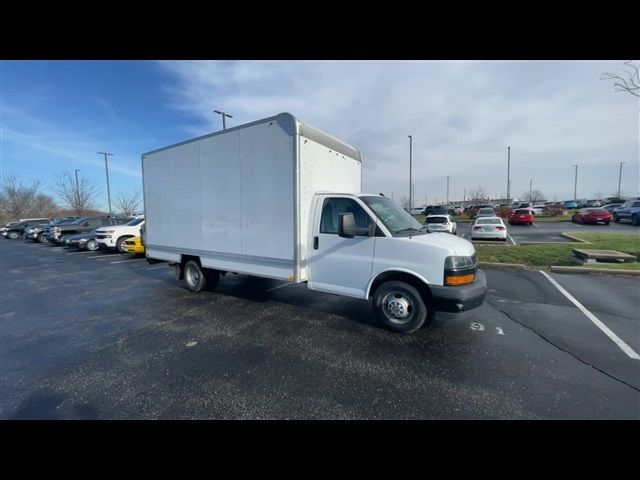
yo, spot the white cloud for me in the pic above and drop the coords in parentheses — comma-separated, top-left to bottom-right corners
(159, 60, 639, 202)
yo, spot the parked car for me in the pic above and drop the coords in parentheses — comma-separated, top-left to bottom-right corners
(424, 205, 449, 216)
(62, 230, 100, 251)
(3, 219, 51, 239)
(509, 209, 534, 225)
(95, 217, 145, 252)
(612, 199, 640, 225)
(476, 207, 496, 218)
(517, 202, 532, 209)
(585, 199, 602, 207)
(562, 200, 578, 209)
(123, 236, 145, 254)
(571, 208, 612, 225)
(603, 203, 624, 213)
(410, 207, 425, 215)
(423, 214, 457, 234)
(530, 205, 546, 215)
(0, 222, 22, 236)
(23, 217, 80, 242)
(49, 216, 130, 245)
(471, 217, 508, 241)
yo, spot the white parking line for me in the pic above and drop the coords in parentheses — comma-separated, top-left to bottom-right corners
(110, 258, 146, 264)
(266, 283, 293, 293)
(539, 271, 640, 360)
(87, 253, 128, 259)
(507, 235, 516, 245)
(145, 265, 169, 271)
(66, 250, 96, 254)
(532, 223, 540, 228)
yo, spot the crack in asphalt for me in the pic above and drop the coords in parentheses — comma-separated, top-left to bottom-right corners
(488, 299, 640, 393)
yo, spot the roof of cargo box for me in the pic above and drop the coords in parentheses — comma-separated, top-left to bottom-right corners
(142, 112, 362, 162)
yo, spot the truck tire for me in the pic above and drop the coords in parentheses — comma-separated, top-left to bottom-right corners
(633, 214, 640, 226)
(373, 281, 432, 333)
(116, 236, 133, 253)
(7, 231, 19, 240)
(184, 260, 207, 292)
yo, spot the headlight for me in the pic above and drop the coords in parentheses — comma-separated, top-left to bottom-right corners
(444, 254, 477, 270)
(102, 230, 116, 234)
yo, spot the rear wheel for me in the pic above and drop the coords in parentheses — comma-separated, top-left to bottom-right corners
(633, 214, 640, 226)
(86, 239, 99, 251)
(184, 260, 206, 292)
(373, 281, 432, 333)
(7, 231, 19, 240)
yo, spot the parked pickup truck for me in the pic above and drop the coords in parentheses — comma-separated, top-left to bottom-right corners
(95, 217, 145, 252)
(48, 216, 130, 244)
(613, 199, 640, 225)
(2, 219, 51, 239)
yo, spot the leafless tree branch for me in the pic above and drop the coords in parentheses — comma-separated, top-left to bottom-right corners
(114, 190, 141, 216)
(601, 60, 640, 97)
(52, 172, 100, 216)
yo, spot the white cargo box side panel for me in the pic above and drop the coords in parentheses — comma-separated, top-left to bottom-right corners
(297, 136, 362, 281)
(200, 131, 242, 254)
(144, 119, 296, 280)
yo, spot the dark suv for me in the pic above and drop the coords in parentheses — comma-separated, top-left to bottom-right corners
(613, 199, 640, 226)
(424, 205, 449, 216)
(48, 216, 131, 244)
(2, 219, 52, 240)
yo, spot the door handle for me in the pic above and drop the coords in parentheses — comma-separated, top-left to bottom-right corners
(313, 236, 319, 250)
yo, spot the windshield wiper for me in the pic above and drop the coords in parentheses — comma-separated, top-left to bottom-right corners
(395, 226, 427, 234)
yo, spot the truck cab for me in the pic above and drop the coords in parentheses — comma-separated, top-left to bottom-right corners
(307, 193, 486, 332)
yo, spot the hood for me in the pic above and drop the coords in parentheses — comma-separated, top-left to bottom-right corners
(399, 232, 475, 256)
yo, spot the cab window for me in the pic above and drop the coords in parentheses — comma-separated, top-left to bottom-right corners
(320, 198, 371, 235)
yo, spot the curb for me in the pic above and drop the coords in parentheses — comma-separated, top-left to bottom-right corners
(549, 265, 640, 276)
(479, 262, 527, 270)
(560, 232, 591, 244)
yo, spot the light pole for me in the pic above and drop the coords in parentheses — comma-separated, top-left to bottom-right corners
(529, 178, 533, 203)
(618, 162, 626, 198)
(98, 152, 114, 217)
(74, 169, 80, 214)
(573, 164, 578, 202)
(408, 135, 413, 211)
(446, 176, 450, 206)
(214, 110, 233, 130)
(506, 146, 511, 206)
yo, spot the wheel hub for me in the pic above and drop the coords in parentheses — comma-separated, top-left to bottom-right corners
(383, 293, 412, 320)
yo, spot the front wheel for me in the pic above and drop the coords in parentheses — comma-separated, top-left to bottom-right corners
(86, 239, 99, 251)
(373, 281, 432, 333)
(116, 236, 133, 253)
(613, 214, 620, 223)
(7, 231, 19, 240)
(633, 215, 640, 226)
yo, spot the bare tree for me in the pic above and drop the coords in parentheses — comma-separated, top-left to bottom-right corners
(523, 189, 545, 204)
(52, 172, 100, 216)
(0, 174, 51, 220)
(114, 190, 141, 216)
(601, 61, 640, 97)
(400, 196, 412, 211)
(468, 186, 488, 203)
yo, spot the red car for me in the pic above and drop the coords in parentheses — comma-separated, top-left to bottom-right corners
(571, 208, 612, 225)
(509, 209, 534, 225)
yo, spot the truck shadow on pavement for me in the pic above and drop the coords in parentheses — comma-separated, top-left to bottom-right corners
(9, 387, 100, 420)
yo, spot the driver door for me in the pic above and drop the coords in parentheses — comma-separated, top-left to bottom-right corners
(308, 196, 376, 298)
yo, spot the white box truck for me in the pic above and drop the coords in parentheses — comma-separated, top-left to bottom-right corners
(142, 113, 486, 333)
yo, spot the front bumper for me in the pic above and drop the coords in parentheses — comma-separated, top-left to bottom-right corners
(96, 236, 116, 248)
(430, 269, 487, 313)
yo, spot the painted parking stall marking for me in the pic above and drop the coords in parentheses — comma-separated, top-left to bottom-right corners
(540, 270, 640, 360)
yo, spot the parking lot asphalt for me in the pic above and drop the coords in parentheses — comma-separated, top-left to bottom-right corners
(456, 219, 640, 244)
(1, 239, 639, 419)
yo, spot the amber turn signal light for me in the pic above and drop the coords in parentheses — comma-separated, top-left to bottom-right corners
(445, 274, 475, 286)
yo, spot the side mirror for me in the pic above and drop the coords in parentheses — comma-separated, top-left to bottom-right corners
(338, 212, 372, 238)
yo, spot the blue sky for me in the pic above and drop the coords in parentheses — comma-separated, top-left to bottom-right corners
(1, 60, 638, 211)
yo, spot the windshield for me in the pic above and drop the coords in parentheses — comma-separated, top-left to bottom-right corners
(478, 208, 494, 214)
(361, 196, 426, 236)
(425, 217, 448, 224)
(476, 218, 502, 225)
(126, 218, 145, 226)
(514, 209, 530, 214)
(68, 218, 86, 225)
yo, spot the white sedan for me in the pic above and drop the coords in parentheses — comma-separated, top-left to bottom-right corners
(424, 214, 457, 234)
(471, 216, 508, 241)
